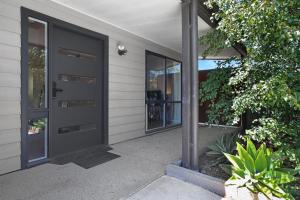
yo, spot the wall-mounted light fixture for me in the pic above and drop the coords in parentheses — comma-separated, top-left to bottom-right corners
(117, 42, 127, 56)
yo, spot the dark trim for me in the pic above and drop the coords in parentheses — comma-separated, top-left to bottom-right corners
(102, 35, 109, 145)
(21, 7, 109, 169)
(21, 8, 108, 41)
(145, 50, 182, 133)
(145, 124, 182, 135)
(21, 9, 50, 168)
(145, 50, 181, 63)
(21, 8, 29, 169)
(198, 0, 218, 28)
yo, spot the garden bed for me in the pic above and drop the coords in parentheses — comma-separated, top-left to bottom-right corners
(199, 153, 230, 181)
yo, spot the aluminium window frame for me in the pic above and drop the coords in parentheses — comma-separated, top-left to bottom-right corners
(145, 50, 182, 133)
(21, 13, 50, 168)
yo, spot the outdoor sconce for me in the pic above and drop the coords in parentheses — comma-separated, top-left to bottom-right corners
(117, 42, 127, 56)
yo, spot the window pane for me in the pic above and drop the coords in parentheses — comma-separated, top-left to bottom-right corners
(58, 123, 96, 134)
(146, 54, 165, 101)
(58, 100, 96, 109)
(27, 117, 47, 161)
(166, 103, 181, 126)
(58, 48, 96, 60)
(58, 74, 96, 84)
(28, 18, 47, 109)
(146, 103, 165, 130)
(166, 59, 181, 101)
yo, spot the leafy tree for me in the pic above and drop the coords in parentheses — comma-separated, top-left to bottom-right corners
(199, 0, 300, 170)
(199, 59, 239, 125)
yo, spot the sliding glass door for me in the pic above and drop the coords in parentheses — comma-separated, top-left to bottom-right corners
(145, 51, 182, 132)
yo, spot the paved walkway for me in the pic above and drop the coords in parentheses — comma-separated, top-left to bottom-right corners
(0, 129, 182, 200)
(123, 176, 222, 200)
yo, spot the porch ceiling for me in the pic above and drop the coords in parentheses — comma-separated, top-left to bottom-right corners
(50, 0, 211, 52)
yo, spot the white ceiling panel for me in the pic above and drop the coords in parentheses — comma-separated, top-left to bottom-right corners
(50, 0, 211, 52)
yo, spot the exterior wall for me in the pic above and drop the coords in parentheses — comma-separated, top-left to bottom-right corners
(0, 0, 181, 174)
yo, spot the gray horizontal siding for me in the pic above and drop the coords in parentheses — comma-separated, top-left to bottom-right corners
(109, 100, 145, 108)
(110, 107, 145, 118)
(0, 2, 20, 21)
(109, 114, 145, 127)
(0, 16, 20, 33)
(110, 122, 145, 135)
(0, 115, 20, 130)
(0, 30, 20, 47)
(0, 101, 20, 115)
(109, 65, 144, 78)
(109, 82, 144, 92)
(0, 142, 20, 160)
(0, 43, 20, 60)
(0, 58, 20, 74)
(0, 0, 180, 174)
(0, 73, 20, 88)
(0, 87, 20, 101)
(0, 156, 20, 175)
(0, 129, 20, 145)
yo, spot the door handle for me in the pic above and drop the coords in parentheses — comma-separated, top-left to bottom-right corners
(52, 81, 64, 98)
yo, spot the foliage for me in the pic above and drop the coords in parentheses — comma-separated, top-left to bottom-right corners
(224, 139, 298, 200)
(206, 132, 238, 166)
(247, 118, 300, 166)
(199, 0, 300, 169)
(199, 29, 228, 58)
(32, 119, 46, 130)
(28, 46, 46, 108)
(199, 59, 240, 125)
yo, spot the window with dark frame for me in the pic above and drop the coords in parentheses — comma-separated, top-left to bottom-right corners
(26, 17, 48, 162)
(145, 51, 182, 131)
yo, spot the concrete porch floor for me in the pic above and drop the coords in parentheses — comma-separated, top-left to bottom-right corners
(0, 126, 234, 200)
(0, 129, 182, 200)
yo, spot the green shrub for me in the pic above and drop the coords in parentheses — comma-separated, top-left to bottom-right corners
(224, 139, 298, 200)
(206, 132, 238, 166)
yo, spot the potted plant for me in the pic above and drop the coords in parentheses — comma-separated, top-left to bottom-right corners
(224, 139, 297, 200)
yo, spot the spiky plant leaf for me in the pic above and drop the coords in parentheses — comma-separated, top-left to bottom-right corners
(255, 149, 267, 173)
(237, 143, 256, 174)
(246, 138, 257, 160)
(224, 153, 244, 170)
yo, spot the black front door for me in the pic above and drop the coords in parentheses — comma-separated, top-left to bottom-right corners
(50, 26, 104, 157)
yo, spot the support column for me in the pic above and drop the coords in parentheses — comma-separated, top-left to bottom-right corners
(181, 0, 199, 170)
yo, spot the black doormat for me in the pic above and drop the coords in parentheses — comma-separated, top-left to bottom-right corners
(51, 145, 120, 169)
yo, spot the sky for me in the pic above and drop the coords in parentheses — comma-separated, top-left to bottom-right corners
(198, 59, 221, 71)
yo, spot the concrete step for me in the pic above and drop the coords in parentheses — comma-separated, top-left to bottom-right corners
(123, 175, 223, 200)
